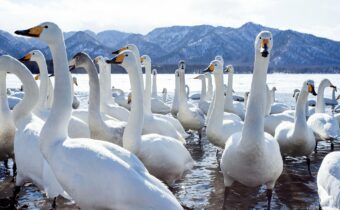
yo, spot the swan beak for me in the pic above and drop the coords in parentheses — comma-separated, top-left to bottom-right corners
(140, 57, 145, 63)
(15, 26, 44, 37)
(127, 95, 132, 104)
(68, 59, 76, 71)
(330, 84, 337, 91)
(48, 74, 54, 77)
(112, 47, 128, 55)
(337, 94, 340, 100)
(203, 64, 214, 73)
(106, 54, 125, 64)
(260, 39, 269, 57)
(34, 74, 40, 80)
(73, 80, 78, 86)
(19, 53, 32, 62)
(308, 84, 317, 96)
(193, 75, 200, 79)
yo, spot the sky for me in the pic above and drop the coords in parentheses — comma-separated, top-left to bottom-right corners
(1, 0, 340, 41)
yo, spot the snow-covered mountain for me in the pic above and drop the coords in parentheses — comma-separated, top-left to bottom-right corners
(2, 22, 340, 69)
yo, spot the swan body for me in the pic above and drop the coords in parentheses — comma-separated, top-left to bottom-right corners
(317, 152, 340, 209)
(205, 60, 243, 148)
(275, 80, 316, 158)
(95, 56, 130, 122)
(221, 31, 282, 208)
(16, 22, 182, 210)
(307, 79, 339, 141)
(108, 50, 193, 186)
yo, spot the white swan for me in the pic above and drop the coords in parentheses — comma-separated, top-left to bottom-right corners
(94, 56, 130, 121)
(224, 65, 245, 120)
(177, 61, 205, 137)
(205, 60, 243, 148)
(274, 80, 317, 175)
(112, 44, 186, 142)
(71, 76, 80, 109)
(69, 52, 126, 145)
(150, 69, 171, 114)
(269, 86, 290, 114)
(205, 71, 213, 101)
(1, 55, 70, 206)
(16, 22, 183, 210)
(141, 55, 189, 139)
(221, 31, 283, 209)
(194, 74, 210, 114)
(107, 49, 194, 186)
(307, 79, 339, 150)
(317, 151, 340, 209)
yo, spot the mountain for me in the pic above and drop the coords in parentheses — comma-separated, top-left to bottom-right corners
(2, 22, 340, 73)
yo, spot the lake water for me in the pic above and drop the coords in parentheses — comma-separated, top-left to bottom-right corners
(0, 73, 339, 209)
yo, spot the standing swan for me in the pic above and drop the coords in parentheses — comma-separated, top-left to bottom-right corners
(107, 50, 194, 186)
(15, 22, 183, 210)
(221, 31, 283, 209)
(274, 80, 317, 175)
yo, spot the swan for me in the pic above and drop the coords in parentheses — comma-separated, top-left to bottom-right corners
(177, 61, 205, 137)
(307, 79, 339, 150)
(269, 87, 290, 114)
(205, 71, 213, 101)
(315, 87, 338, 107)
(69, 52, 126, 145)
(112, 87, 131, 110)
(317, 151, 340, 209)
(94, 56, 129, 121)
(19, 50, 90, 139)
(107, 49, 194, 186)
(162, 88, 167, 102)
(112, 44, 186, 142)
(221, 31, 283, 209)
(224, 65, 245, 120)
(141, 55, 189, 139)
(274, 80, 317, 175)
(1, 55, 70, 207)
(150, 69, 171, 114)
(16, 22, 183, 210)
(71, 76, 80, 109)
(0, 69, 16, 171)
(205, 60, 243, 148)
(194, 74, 210, 114)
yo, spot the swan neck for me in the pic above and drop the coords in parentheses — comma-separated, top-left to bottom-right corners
(123, 60, 143, 154)
(143, 62, 152, 115)
(199, 78, 207, 102)
(99, 62, 113, 108)
(293, 89, 308, 134)
(152, 72, 157, 98)
(241, 54, 269, 145)
(316, 83, 326, 113)
(224, 71, 234, 109)
(0, 72, 10, 115)
(208, 72, 224, 128)
(178, 70, 188, 107)
(206, 74, 213, 99)
(34, 57, 49, 110)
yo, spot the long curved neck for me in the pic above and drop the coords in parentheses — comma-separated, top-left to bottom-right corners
(293, 89, 308, 136)
(316, 82, 327, 113)
(172, 72, 179, 110)
(0, 72, 11, 120)
(34, 56, 49, 111)
(208, 71, 224, 128)
(123, 60, 143, 154)
(143, 62, 152, 115)
(178, 70, 188, 108)
(199, 78, 207, 102)
(206, 74, 213, 99)
(99, 62, 113, 109)
(241, 53, 269, 146)
(40, 36, 72, 149)
(224, 71, 234, 109)
(332, 88, 336, 101)
(152, 72, 157, 98)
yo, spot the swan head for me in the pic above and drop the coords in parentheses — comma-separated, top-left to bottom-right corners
(140, 55, 151, 67)
(94, 55, 106, 66)
(203, 60, 223, 74)
(272, 86, 277, 92)
(112, 44, 140, 58)
(15, 22, 63, 44)
(106, 50, 138, 72)
(255, 31, 272, 58)
(162, 88, 167, 94)
(224, 65, 234, 74)
(293, 89, 300, 97)
(178, 60, 186, 71)
(304, 80, 317, 96)
(69, 52, 93, 71)
(152, 69, 157, 76)
(19, 50, 45, 63)
(215, 55, 224, 66)
(73, 77, 78, 86)
(193, 74, 205, 80)
(319, 79, 337, 91)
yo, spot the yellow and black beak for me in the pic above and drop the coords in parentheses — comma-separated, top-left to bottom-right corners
(224, 67, 230, 73)
(15, 26, 45, 38)
(34, 74, 40, 80)
(308, 84, 317, 96)
(140, 57, 145, 64)
(260, 39, 270, 58)
(203, 64, 214, 73)
(330, 84, 337, 91)
(106, 53, 125, 64)
(19, 53, 32, 62)
(68, 58, 76, 71)
(112, 47, 128, 55)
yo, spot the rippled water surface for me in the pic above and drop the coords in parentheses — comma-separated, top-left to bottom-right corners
(1, 73, 339, 209)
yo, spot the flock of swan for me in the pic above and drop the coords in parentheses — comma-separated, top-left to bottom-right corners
(0, 21, 339, 209)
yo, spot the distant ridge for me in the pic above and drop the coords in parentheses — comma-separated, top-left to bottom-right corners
(2, 22, 340, 73)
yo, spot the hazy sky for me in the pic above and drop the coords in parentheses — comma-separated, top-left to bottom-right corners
(1, 0, 340, 40)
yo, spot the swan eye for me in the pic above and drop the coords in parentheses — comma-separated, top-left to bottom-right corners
(32, 53, 35, 55)
(44, 25, 48, 28)
(259, 37, 261, 39)
(125, 54, 128, 57)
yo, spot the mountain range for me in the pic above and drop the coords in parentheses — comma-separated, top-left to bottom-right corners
(1, 22, 340, 73)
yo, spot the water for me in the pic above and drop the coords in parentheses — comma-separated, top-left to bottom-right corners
(0, 73, 339, 209)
